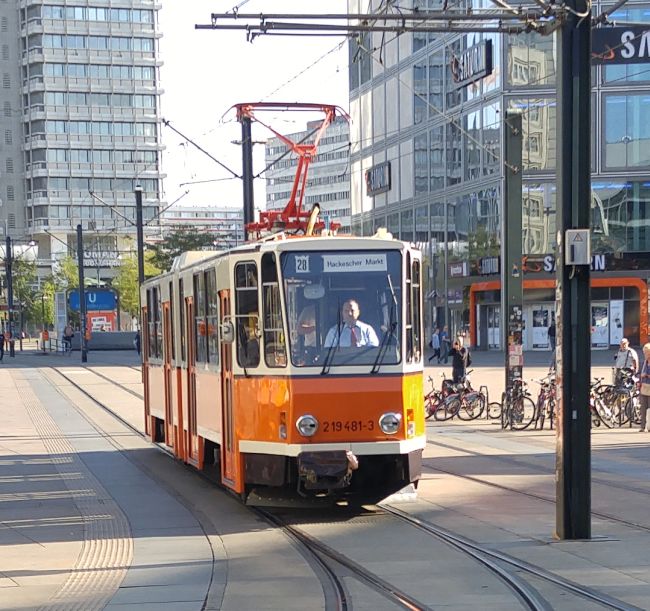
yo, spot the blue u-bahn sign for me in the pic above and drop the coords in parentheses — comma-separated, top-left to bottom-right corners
(68, 289, 117, 312)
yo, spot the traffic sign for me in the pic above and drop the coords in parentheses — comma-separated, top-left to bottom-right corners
(68, 289, 117, 312)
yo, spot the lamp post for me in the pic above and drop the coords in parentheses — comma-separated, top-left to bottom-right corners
(41, 293, 46, 354)
(134, 184, 145, 286)
(5, 236, 14, 357)
(77, 224, 88, 363)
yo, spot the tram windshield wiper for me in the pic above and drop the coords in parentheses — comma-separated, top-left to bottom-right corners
(371, 275, 398, 374)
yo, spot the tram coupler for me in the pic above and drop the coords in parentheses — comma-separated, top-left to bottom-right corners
(297, 450, 357, 491)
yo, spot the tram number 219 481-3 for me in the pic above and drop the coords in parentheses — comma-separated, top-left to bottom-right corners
(323, 420, 375, 433)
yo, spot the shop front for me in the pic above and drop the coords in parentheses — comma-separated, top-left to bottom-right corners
(470, 277, 647, 350)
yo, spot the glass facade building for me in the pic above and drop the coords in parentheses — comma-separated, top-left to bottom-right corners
(348, 0, 650, 348)
(0, 0, 163, 276)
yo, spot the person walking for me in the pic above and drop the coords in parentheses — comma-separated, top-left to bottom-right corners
(637, 343, 650, 432)
(547, 320, 556, 351)
(133, 330, 141, 356)
(428, 327, 440, 363)
(439, 325, 450, 364)
(0, 327, 4, 361)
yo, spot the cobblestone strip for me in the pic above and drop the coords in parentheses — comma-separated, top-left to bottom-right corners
(14, 371, 133, 611)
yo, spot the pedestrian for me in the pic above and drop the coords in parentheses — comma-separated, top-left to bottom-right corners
(448, 338, 472, 383)
(428, 327, 440, 363)
(439, 325, 450, 364)
(547, 320, 556, 351)
(614, 338, 638, 384)
(0, 327, 4, 361)
(637, 343, 650, 432)
(133, 330, 141, 356)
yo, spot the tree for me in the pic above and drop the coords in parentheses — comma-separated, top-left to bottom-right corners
(111, 252, 161, 317)
(52, 255, 79, 290)
(149, 226, 217, 272)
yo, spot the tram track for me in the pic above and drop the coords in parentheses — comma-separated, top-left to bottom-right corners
(46, 365, 645, 610)
(381, 504, 640, 611)
(46, 365, 378, 610)
(425, 437, 650, 534)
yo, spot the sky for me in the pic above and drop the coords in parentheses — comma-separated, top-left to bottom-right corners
(157, 1, 349, 210)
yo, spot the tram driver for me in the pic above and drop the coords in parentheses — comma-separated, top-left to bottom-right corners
(324, 299, 379, 349)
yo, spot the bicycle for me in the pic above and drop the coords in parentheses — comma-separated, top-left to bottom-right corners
(533, 375, 556, 430)
(501, 378, 536, 431)
(454, 370, 487, 421)
(424, 375, 461, 421)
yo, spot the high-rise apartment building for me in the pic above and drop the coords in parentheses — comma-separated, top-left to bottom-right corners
(0, 0, 164, 278)
(265, 115, 351, 233)
(349, 0, 650, 350)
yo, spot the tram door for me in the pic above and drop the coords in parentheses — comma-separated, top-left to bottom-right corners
(186, 298, 200, 465)
(162, 302, 174, 446)
(219, 290, 236, 488)
(142, 306, 151, 438)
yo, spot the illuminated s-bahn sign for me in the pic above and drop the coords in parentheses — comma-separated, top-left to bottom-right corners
(450, 39, 493, 89)
(592, 27, 650, 64)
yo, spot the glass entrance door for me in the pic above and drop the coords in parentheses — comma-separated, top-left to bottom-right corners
(487, 305, 501, 349)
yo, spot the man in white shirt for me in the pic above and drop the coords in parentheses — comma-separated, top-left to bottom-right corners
(324, 299, 379, 348)
(614, 337, 639, 382)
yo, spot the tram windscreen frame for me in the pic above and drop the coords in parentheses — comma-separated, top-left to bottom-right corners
(280, 250, 402, 368)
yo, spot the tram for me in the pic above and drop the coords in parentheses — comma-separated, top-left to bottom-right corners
(141, 233, 426, 505)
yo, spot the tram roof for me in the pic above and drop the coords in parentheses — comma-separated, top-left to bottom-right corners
(145, 233, 417, 285)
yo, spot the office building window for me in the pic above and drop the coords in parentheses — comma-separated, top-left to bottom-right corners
(604, 94, 650, 169)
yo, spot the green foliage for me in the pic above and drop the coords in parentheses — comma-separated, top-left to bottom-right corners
(149, 226, 216, 272)
(111, 252, 161, 317)
(53, 256, 79, 290)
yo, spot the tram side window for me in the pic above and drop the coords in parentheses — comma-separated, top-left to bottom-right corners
(169, 281, 175, 361)
(179, 278, 186, 362)
(412, 259, 422, 362)
(205, 269, 219, 364)
(262, 253, 286, 367)
(193, 272, 207, 363)
(147, 286, 162, 359)
(405, 254, 413, 361)
(235, 261, 260, 368)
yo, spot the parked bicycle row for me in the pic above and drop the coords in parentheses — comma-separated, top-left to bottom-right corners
(424, 365, 645, 431)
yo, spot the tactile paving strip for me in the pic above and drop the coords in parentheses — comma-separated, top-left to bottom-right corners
(15, 370, 133, 611)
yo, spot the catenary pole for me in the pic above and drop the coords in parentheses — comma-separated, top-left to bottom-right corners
(5, 236, 14, 357)
(77, 224, 88, 363)
(240, 116, 255, 240)
(135, 185, 145, 286)
(555, 0, 592, 540)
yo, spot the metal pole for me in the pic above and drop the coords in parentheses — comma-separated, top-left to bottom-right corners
(41, 294, 46, 354)
(502, 110, 524, 396)
(19, 304, 23, 351)
(77, 224, 88, 363)
(241, 116, 254, 240)
(135, 185, 145, 286)
(6, 236, 14, 357)
(555, 0, 592, 540)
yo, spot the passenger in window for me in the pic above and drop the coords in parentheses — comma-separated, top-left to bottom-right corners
(297, 305, 317, 348)
(324, 299, 379, 348)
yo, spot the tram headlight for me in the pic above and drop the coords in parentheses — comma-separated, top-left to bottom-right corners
(296, 414, 319, 437)
(379, 412, 402, 435)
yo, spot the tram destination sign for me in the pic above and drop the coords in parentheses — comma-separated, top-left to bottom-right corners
(450, 39, 493, 89)
(592, 27, 650, 64)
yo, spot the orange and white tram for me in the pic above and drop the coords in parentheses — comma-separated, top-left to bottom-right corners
(141, 234, 426, 505)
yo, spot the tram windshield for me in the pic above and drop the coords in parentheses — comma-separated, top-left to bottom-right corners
(281, 250, 402, 368)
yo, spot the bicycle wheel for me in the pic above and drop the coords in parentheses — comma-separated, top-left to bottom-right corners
(535, 396, 546, 430)
(613, 393, 630, 427)
(457, 392, 486, 420)
(509, 395, 536, 430)
(594, 395, 614, 428)
(425, 391, 442, 420)
(434, 395, 461, 421)
(488, 401, 502, 420)
(625, 395, 640, 425)
(500, 392, 508, 428)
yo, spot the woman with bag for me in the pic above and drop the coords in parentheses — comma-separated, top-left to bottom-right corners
(638, 343, 650, 432)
